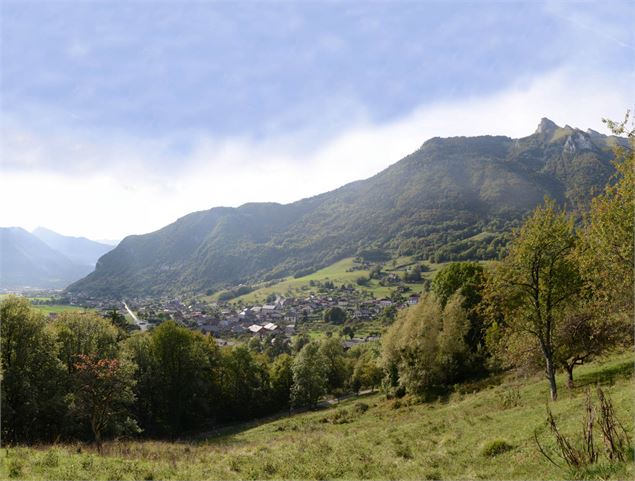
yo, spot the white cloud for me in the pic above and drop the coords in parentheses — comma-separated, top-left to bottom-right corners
(1, 67, 632, 240)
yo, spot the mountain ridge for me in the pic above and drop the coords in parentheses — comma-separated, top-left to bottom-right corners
(67, 119, 625, 299)
(32, 227, 114, 268)
(0, 227, 92, 289)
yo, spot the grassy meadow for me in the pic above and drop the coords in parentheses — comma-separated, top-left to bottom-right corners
(2, 351, 632, 480)
(29, 304, 95, 315)
(208, 257, 455, 304)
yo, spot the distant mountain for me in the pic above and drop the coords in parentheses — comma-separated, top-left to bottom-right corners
(0, 227, 92, 289)
(96, 238, 121, 247)
(32, 227, 114, 267)
(67, 119, 625, 299)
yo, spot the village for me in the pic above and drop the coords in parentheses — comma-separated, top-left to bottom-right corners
(68, 286, 421, 349)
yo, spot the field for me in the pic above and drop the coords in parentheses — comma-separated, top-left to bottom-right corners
(29, 304, 94, 315)
(208, 257, 457, 304)
(2, 351, 632, 480)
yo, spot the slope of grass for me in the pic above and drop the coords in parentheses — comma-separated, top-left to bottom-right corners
(212, 257, 445, 304)
(2, 352, 632, 480)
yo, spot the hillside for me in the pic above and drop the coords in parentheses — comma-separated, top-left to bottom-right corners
(3, 352, 632, 480)
(0, 227, 91, 289)
(32, 227, 114, 268)
(67, 119, 623, 298)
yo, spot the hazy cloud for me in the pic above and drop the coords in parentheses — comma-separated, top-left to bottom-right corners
(1, 67, 631, 239)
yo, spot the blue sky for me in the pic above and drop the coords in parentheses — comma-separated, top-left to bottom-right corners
(1, 0, 633, 239)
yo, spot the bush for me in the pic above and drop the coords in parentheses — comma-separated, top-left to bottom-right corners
(353, 402, 369, 415)
(500, 386, 521, 409)
(482, 440, 514, 457)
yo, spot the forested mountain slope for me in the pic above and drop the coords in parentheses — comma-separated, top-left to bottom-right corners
(67, 119, 623, 298)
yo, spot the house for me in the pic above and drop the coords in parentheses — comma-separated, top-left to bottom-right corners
(407, 295, 419, 306)
(248, 324, 263, 334)
(342, 338, 364, 350)
(263, 322, 278, 331)
(379, 299, 393, 308)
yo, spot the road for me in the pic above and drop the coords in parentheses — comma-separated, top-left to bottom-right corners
(123, 301, 148, 331)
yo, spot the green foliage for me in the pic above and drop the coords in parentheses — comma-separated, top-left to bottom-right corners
(151, 322, 221, 433)
(432, 261, 485, 308)
(482, 440, 514, 457)
(432, 261, 487, 369)
(291, 342, 327, 408)
(70, 355, 138, 447)
(318, 337, 348, 392)
(484, 199, 581, 400)
(0, 296, 67, 443)
(54, 311, 119, 374)
(270, 354, 294, 409)
(576, 114, 633, 327)
(351, 351, 382, 393)
(323, 306, 347, 324)
(381, 292, 472, 397)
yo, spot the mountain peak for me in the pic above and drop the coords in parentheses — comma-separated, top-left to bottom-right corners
(535, 117, 559, 135)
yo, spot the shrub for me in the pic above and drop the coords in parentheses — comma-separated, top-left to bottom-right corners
(353, 402, 369, 415)
(482, 440, 514, 457)
(500, 386, 521, 409)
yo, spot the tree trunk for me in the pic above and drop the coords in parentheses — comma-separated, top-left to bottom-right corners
(565, 364, 574, 389)
(545, 356, 558, 401)
(91, 416, 102, 453)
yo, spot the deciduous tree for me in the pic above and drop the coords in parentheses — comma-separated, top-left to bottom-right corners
(484, 199, 580, 400)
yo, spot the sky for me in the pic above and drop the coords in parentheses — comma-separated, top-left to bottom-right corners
(1, 0, 633, 240)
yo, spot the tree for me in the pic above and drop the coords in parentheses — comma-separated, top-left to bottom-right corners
(70, 354, 137, 450)
(381, 293, 443, 397)
(553, 307, 625, 388)
(432, 262, 487, 372)
(122, 333, 158, 432)
(323, 306, 347, 324)
(576, 113, 633, 325)
(382, 292, 472, 397)
(352, 350, 382, 393)
(291, 342, 327, 408)
(484, 199, 581, 400)
(403, 264, 422, 282)
(219, 346, 271, 420)
(247, 336, 263, 353)
(0, 296, 66, 443)
(341, 325, 355, 339)
(436, 294, 471, 382)
(150, 321, 220, 434)
(318, 337, 348, 392)
(292, 333, 311, 353)
(270, 353, 294, 409)
(54, 311, 119, 374)
(379, 305, 398, 325)
(433, 262, 485, 309)
(106, 308, 130, 340)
